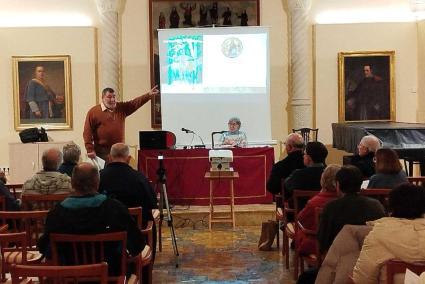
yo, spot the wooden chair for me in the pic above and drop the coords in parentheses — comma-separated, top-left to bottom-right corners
(5, 183, 23, 199)
(21, 193, 69, 211)
(128, 207, 143, 229)
(294, 207, 324, 279)
(50, 232, 128, 282)
(0, 210, 49, 248)
(408, 176, 425, 186)
(128, 207, 154, 284)
(290, 190, 320, 279)
(386, 259, 425, 284)
(360, 188, 391, 212)
(50, 231, 148, 283)
(281, 190, 318, 277)
(10, 262, 109, 284)
(274, 193, 283, 249)
(292, 128, 319, 143)
(0, 231, 28, 281)
(0, 195, 5, 211)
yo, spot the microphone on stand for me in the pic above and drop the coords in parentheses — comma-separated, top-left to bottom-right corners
(181, 127, 205, 148)
(181, 128, 194, 134)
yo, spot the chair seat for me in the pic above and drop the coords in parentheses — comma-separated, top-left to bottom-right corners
(140, 245, 152, 266)
(276, 208, 283, 220)
(4, 250, 43, 264)
(285, 222, 295, 237)
(152, 209, 160, 222)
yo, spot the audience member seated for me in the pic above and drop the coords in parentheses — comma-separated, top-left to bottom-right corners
(317, 166, 386, 254)
(353, 183, 425, 284)
(219, 117, 247, 147)
(58, 142, 81, 177)
(295, 164, 340, 256)
(367, 148, 407, 189)
(266, 133, 305, 195)
(22, 148, 72, 195)
(99, 143, 158, 256)
(38, 162, 145, 276)
(350, 135, 381, 178)
(0, 170, 20, 211)
(284, 141, 328, 209)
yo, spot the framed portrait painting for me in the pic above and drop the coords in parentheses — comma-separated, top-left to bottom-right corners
(338, 51, 395, 123)
(12, 55, 72, 130)
(149, 0, 260, 128)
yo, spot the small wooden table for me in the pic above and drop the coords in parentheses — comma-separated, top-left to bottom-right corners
(204, 171, 239, 230)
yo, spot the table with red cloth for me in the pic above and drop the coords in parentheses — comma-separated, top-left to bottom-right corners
(138, 147, 274, 206)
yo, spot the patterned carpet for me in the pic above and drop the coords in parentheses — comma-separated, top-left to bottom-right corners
(153, 225, 295, 283)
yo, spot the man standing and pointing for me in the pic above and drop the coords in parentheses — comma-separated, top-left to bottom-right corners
(83, 86, 159, 162)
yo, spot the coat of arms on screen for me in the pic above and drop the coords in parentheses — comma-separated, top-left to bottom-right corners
(221, 37, 243, 58)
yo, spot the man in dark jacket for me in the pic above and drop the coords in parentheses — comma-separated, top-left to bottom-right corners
(317, 165, 386, 253)
(284, 141, 328, 207)
(99, 143, 158, 258)
(38, 162, 145, 276)
(266, 133, 305, 195)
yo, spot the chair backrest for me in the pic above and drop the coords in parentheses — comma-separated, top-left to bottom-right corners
(10, 262, 109, 284)
(293, 190, 319, 214)
(408, 176, 425, 186)
(0, 232, 28, 281)
(0, 210, 48, 248)
(5, 183, 23, 199)
(0, 196, 5, 211)
(21, 193, 69, 211)
(292, 128, 319, 143)
(360, 188, 391, 212)
(128, 207, 143, 229)
(386, 259, 425, 284)
(50, 231, 128, 278)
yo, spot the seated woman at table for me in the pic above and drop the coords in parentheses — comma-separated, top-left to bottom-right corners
(220, 117, 247, 148)
(367, 148, 407, 189)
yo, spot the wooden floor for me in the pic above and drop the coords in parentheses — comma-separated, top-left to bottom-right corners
(153, 204, 296, 283)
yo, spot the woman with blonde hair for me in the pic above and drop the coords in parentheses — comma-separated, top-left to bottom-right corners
(295, 164, 341, 255)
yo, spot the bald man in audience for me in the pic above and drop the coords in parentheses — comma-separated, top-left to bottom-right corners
(267, 133, 305, 195)
(99, 143, 158, 258)
(22, 147, 72, 195)
(350, 135, 381, 178)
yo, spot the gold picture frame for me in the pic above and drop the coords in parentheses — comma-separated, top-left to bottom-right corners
(149, 0, 260, 128)
(12, 55, 73, 131)
(338, 51, 395, 122)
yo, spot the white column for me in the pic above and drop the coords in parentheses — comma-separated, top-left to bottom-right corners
(95, 0, 121, 98)
(288, 0, 312, 129)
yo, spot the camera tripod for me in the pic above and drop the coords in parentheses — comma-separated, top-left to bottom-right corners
(156, 155, 179, 267)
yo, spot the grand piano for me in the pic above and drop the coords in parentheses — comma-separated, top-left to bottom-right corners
(332, 122, 425, 175)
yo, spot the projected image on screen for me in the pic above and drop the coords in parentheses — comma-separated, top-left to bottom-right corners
(161, 32, 267, 94)
(166, 35, 203, 88)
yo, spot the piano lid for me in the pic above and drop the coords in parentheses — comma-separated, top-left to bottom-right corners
(332, 122, 425, 154)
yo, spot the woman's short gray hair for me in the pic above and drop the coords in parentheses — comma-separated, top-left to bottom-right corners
(228, 117, 241, 127)
(62, 143, 81, 164)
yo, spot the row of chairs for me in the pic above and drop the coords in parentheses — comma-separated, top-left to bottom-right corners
(276, 176, 425, 281)
(276, 188, 393, 280)
(0, 205, 153, 283)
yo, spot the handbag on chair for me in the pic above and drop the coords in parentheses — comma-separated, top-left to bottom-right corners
(258, 220, 278, 251)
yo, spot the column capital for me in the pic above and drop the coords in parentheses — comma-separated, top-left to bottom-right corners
(288, 0, 312, 13)
(95, 0, 121, 14)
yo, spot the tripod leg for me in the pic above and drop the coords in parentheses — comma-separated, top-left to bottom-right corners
(157, 183, 164, 252)
(161, 183, 180, 267)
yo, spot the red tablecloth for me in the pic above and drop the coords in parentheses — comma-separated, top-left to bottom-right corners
(138, 147, 274, 205)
